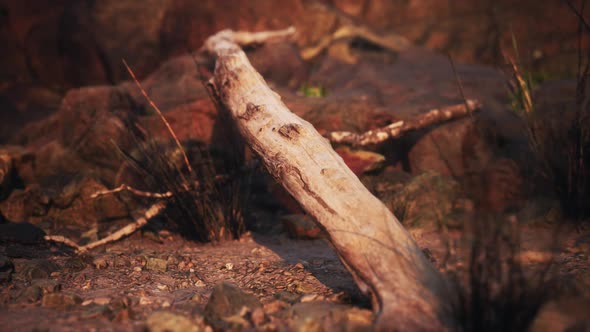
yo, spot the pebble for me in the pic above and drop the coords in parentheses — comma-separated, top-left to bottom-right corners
(21, 259, 59, 280)
(20, 285, 43, 302)
(146, 311, 204, 332)
(41, 292, 83, 308)
(93, 257, 109, 269)
(204, 282, 262, 327)
(146, 257, 168, 272)
(0, 255, 14, 283)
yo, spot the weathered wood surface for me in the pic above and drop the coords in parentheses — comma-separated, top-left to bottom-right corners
(202, 27, 456, 331)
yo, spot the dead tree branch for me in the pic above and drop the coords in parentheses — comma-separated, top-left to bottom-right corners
(45, 201, 167, 253)
(202, 27, 456, 331)
(327, 99, 481, 146)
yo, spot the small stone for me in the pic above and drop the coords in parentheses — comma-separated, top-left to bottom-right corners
(0, 255, 14, 283)
(146, 257, 168, 272)
(295, 282, 315, 294)
(93, 297, 111, 305)
(274, 291, 300, 304)
(63, 256, 88, 272)
(281, 215, 324, 240)
(41, 292, 82, 308)
(81, 304, 114, 320)
(264, 300, 290, 314)
(133, 266, 142, 272)
(21, 259, 60, 280)
(204, 282, 262, 327)
(20, 285, 43, 302)
(146, 311, 203, 332)
(293, 262, 305, 270)
(0, 293, 12, 307)
(31, 279, 61, 294)
(251, 307, 267, 326)
(93, 257, 109, 269)
(225, 263, 234, 271)
(114, 256, 130, 267)
(139, 297, 153, 306)
(300, 294, 319, 303)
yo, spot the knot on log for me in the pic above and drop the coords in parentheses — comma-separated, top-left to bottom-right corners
(278, 123, 302, 140)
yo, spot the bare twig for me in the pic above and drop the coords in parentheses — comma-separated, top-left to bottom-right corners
(91, 184, 175, 199)
(201, 26, 296, 53)
(45, 201, 167, 253)
(301, 24, 411, 60)
(43, 235, 82, 251)
(122, 59, 193, 174)
(327, 99, 481, 146)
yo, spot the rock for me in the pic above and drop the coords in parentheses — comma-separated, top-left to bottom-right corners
(0, 222, 46, 244)
(19, 285, 43, 302)
(31, 279, 61, 294)
(19, 259, 60, 280)
(51, 175, 129, 227)
(289, 302, 373, 332)
(146, 311, 206, 332)
(0, 151, 14, 200)
(93, 257, 110, 270)
(530, 298, 590, 332)
(334, 147, 385, 175)
(81, 304, 114, 321)
(204, 282, 262, 328)
(0, 255, 14, 283)
(572, 235, 590, 256)
(246, 40, 308, 88)
(0, 187, 51, 224)
(41, 292, 83, 308)
(145, 257, 168, 272)
(274, 291, 301, 304)
(281, 215, 325, 240)
(377, 171, 462, 229)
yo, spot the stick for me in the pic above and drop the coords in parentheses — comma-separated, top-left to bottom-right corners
(327, 99, 481, 146)
(91, 184, 174, 199)
(44, 202, 167, 253)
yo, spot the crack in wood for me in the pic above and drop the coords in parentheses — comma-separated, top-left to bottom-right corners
(290, 166, 337, 215)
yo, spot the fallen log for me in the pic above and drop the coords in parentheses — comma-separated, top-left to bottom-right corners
(202, 27, 457, 331)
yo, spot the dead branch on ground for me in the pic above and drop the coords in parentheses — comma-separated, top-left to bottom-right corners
(45, 201, 167, 253)
(201, 27, 456, 331)
(327, 99, 481, 146)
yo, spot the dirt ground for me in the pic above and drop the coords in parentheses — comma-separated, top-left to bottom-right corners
(1, 221, 588, 331)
